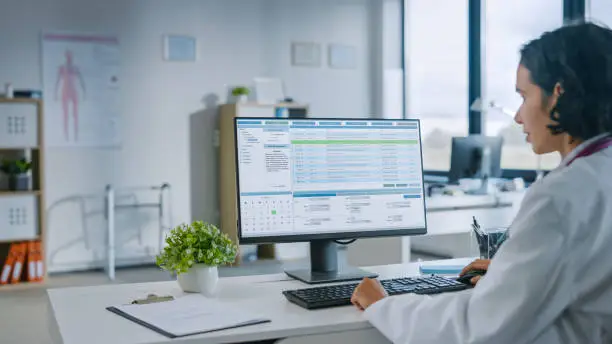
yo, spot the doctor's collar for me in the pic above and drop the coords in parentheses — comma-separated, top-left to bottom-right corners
(558, 133, 612, 168)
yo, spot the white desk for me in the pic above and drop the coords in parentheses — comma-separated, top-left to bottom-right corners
(424, 191, 524, 235)
(409, 191, 524, 258)
(47, 258, 474, 344)
(346, 191, 525, 266)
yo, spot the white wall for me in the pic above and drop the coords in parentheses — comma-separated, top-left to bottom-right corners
(259, 0, 406, 262)
(0, 0, 266, 272)
(114, 0, 268, 272)
(259, 0, 406, 261)
(261, 0, 374, 119)
(0, 0, 399, 271)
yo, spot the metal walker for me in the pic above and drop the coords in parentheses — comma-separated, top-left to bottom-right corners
(103, 183, 173, 280)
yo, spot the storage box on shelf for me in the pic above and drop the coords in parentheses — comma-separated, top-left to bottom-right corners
(0, 100, 39, 149)
(0, 98, 46, 289)
(0, 194, 39, 242)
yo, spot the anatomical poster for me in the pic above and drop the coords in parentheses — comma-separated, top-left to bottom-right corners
(42, 31, 121, 147)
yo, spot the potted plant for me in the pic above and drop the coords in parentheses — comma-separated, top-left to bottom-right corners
(156, 221, 238, 295)
(231, 86, 249, 104)
(0, 158, 31, 191)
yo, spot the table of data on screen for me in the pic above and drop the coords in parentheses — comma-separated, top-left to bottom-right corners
(236, 120, 427, 237)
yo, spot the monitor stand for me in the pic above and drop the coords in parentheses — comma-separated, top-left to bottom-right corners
(466, 175, 490, 195)
(284, 239, 378, 284)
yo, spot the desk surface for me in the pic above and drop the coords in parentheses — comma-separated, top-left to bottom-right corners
(425, 191, 524, 211)
(47, 258, 474, 344)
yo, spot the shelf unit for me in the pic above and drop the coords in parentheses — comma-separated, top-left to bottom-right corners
(0, 98, 46, 290)
(0, 190, 41, 196)
(218, 102, 308, 263)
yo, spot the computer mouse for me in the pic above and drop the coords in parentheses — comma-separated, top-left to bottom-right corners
(456, 269, 486, 285)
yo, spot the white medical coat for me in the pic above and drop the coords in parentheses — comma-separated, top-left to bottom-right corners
(364, 134, 612, 344)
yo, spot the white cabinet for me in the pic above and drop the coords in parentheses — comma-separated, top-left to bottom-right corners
(0, 195, 38, 241)
(0, 103, 38, 148)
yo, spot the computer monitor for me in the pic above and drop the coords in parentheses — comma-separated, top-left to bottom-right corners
(234, 118, 427, 284)
(448, 135, 503, 184)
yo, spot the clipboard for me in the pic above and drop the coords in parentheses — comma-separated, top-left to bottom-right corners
(106, 294, 271, 339)
(106, 306, 270, 338)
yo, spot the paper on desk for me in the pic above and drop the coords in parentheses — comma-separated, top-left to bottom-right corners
(419, 265, 465, 275)
(107, 294, 270, 338)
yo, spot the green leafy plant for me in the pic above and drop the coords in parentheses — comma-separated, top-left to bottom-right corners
(156, 221, 238, 274)
(231, 86, 250, 97)
(0, 158, 31, 176)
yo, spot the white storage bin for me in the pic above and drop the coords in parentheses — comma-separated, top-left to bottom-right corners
(0, 195, 38, 241)
(0, 103, 38, 148)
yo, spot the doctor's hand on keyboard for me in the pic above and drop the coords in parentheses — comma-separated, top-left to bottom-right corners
(283, 276, 469, 310)
(351, 278, 388, 311)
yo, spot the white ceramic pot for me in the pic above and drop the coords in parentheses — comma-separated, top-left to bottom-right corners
(235, 94, 247, 104)
(177, 270, 199, 293)
(177, 265, 219, 296)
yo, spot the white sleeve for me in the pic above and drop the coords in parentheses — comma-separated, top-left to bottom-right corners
(363, 191, 573, 344)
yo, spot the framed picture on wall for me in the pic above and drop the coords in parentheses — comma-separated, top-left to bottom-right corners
(291, 42, 321, 67)
(163, 34, 197, 62)
(328, 44, 357, 69)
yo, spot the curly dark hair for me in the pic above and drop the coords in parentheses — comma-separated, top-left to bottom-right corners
(519, 21, 612, 141)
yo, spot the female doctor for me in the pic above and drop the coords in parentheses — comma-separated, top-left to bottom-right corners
(351, 22, 612, 344)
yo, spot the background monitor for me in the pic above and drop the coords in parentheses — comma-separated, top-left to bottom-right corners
(448, 135, 503, 184)
(234, 118, 427, 284)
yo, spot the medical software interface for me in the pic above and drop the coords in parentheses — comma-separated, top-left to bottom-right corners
(236, 119, 426, 238)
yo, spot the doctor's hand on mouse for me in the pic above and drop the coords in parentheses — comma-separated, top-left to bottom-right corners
(459, 259, 491, 285)
(351, 259, 492, 311)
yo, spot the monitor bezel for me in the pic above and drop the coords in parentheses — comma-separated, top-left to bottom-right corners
(233, 117, 428, 245)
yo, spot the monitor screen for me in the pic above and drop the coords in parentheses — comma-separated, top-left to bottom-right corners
(449, 135, 503, 183)
(234, 118, 427, 243)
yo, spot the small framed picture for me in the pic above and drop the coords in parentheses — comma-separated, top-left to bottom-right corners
(328, 44, 357, 69)
(291, 42, 321, 67)
(163, 34, 197, 62)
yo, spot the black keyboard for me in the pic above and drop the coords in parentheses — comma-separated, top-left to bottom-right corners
(283, 275, 468, 310)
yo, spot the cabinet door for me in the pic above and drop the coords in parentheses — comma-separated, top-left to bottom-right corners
(0, 104, 38, 147)
(0, 195, 38, 241)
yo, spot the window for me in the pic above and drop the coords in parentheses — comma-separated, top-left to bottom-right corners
(484, 0, 563, 170)
(404, 0, 469, 171)
(589, 1, 612, 29)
